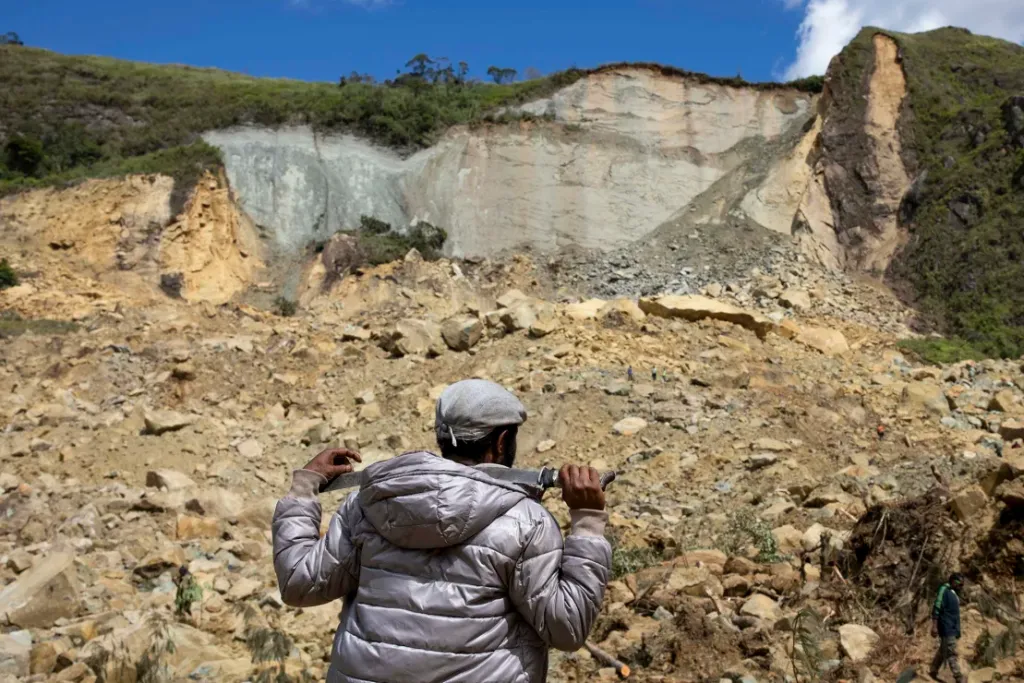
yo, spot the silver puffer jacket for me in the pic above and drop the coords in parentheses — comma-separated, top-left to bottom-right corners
(272, 451, 611, 683)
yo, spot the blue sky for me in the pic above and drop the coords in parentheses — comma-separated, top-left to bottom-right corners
(7, 1, 808, 82)
(7, 0, 1024, 83)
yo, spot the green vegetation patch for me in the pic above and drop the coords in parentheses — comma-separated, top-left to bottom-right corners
(611, 546, 664, 580)
(0, 258, 18, 289)
(0, 311, 79, 338)
(875, 28, 1024, 358)
(897, 337, 988, 365)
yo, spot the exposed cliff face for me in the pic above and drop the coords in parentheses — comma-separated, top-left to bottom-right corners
(204, 68, 815, 258)
(0, 172, 261, 317)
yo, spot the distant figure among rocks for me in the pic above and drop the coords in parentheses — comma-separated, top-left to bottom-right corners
(627, 366, 634, 382)
(930, 573, 965, 683)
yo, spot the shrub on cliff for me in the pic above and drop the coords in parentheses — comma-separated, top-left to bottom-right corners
(0, 258, 17, 289)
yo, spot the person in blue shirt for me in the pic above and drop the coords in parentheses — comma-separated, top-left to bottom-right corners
(929, 573, 964, 683)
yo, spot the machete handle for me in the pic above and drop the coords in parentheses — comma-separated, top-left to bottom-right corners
(540, 467, 617, 491)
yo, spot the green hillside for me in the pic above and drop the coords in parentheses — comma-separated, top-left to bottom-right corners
(0, 46, 586, 197)
(828, 28, 1024, 360)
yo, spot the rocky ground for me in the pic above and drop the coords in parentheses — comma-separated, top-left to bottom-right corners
(1, 244, 1023, 683)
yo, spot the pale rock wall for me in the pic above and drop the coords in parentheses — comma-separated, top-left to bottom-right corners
(859, 34, 912, 272)
(204, 67, 815, 257)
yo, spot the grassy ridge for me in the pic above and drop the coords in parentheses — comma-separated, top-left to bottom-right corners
(0, 45, 588, 195)
(0, 45, 823, 198)
(879, 28, 1024, 358)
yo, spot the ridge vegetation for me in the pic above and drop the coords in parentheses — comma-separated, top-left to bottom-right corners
(0, 43, 821, 197)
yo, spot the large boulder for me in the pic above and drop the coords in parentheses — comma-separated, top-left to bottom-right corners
(441, 316, 483, 352)
(0, 553, 81, 628)
(902, 382, 951, 416)
(496, 289, 529, 309)
(988, 390, 1016, 413)
(564, 299, 607, 321)
(639, 295, 776, 339)
(740, 594, 782, 623)
(796, 327, 850, 356)
(951, 485, 988, 521)
(778, 288, 811, 311)
(379, 319, 444, 358)
(838, 624, 879, 663)
(501, 302, 538, 332)
(599, 299, 646, 324)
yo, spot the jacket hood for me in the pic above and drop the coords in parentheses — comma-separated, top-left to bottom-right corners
(357, 451, 529, 549)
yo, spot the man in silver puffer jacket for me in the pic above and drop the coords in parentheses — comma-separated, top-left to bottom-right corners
(272, 379, 612, 682)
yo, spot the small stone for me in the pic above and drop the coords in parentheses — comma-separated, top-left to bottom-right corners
(302, 422, 332, 446)
(147, 471, 196, 491)
(748, 453, 778, 470)
(341, 326, 372, 342)
(142, 409, 197, 435)
(6, 550, 33, 573)
(171, 362, 197, 381)
(536, 440, 557, 453)
(752, 438, 791, 452)
(236, 439, 263, 459)
(612, 417, 648, 436)
(605, 381, 632, 396)
(176, 515, 222, 541)
(355, 390, 376, 405)
(330, 410, 353, 431)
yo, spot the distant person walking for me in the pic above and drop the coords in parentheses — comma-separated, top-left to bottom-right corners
(930, 573, 965, 683)
(651, 368, 657, 382)
(627, 366, 634, 382)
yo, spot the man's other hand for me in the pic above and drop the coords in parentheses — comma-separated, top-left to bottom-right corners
(559, 465, 605, 511)
(303, 448, 362, 483)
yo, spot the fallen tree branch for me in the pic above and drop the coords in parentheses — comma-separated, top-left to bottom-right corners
(585, 642, 631, 679)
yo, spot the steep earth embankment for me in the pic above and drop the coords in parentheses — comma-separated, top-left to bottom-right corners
(204, 68, 816, 257)
(0, 171, 263, 318)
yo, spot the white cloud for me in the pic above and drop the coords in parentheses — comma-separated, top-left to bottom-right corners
(782, 0, 1024, 79)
